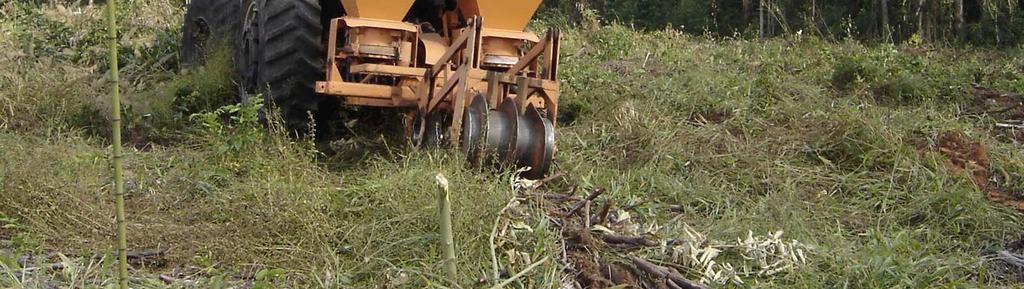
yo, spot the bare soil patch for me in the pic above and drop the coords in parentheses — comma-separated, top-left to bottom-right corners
(967, 84, 1024, 144)
(0, 228, 14, 241)
(933, 132, 1024, 212)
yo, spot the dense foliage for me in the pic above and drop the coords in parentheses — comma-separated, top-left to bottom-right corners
(544, 0, 1024, 45)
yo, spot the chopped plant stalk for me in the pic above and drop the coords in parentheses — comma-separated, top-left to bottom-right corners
(435, 173, 458, 284)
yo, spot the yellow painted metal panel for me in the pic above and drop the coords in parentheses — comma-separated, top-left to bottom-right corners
(341, 17, 418, 32)
(481, 28, 539, 42)
(458, 0, 542, 31)
(340, 0, 415, 21)
(420, 33, 449, 64)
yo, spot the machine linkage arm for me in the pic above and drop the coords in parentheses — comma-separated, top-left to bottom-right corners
(418, 17, 482, 116)
(507, 28, 560, 81)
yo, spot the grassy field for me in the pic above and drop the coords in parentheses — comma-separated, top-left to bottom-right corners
(2, 2, 1024, 288)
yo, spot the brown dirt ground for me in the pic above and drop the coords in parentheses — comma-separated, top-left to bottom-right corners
(606, 263, 641, 288)
(967, 84, 1024, 144)
(969, 84, 1024, 117)
(0, 227, 14, 241)
(564, 228, 615, 288)
(934, 132, 1024, 212)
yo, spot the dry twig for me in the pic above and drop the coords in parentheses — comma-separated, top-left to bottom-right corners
(535, 171, 566, 188)
(602, 234, 657, 247)
(488, 256, 550, 289)
(999, 250, 1024, 268)
(489, 196, 522, 281)
(594, 200, 613, 225)
(630, 257, 709, 289)
(996, 123, 1024, 129)
(567, 188, 606, 216)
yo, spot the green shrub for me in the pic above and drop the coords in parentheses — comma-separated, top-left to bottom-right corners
(831, 54, 878, 91)
(873, 72, 928, 105)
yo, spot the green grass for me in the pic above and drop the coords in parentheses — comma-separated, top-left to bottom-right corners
(2, 2, 1024, 288)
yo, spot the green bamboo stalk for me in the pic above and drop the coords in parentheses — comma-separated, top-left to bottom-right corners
(434, 173, 457, 283)
(105, 0, 128, 288)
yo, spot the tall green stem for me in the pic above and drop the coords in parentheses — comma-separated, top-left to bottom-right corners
(435, 174, 458, 283)
(106, 0, 128, 288)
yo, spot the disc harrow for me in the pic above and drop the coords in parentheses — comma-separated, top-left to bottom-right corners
(409, 17, 560, 178)
(183, 0, 561, 179)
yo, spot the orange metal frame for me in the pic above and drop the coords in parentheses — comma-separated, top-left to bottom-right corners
(314, 16, 561, 149)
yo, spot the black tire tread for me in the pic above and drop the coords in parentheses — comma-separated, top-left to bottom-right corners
(181, 0, 242, 68)
(254, 0, 325, 129)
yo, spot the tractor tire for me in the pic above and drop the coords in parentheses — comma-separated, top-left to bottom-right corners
(181, 0, 241, 69)
(241, 0, 331, 133)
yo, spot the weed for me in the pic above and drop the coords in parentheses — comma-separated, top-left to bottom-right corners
(831, 54, 876, 90)
(2, 4, 1024, 289)
(190, 97, 265, 154)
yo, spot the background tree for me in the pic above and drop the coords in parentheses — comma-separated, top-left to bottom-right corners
(541, 0, 1024, 45)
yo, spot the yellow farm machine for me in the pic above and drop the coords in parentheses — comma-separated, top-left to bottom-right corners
(181, 0, 561, 178)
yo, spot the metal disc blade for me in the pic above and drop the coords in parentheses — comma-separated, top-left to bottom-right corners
(517, 104, 555, 179)
(534, 113, 556, 179)
(462, 93, 488, 165)
(419, 111, 450, 148)
(485, 100, 519, 165)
